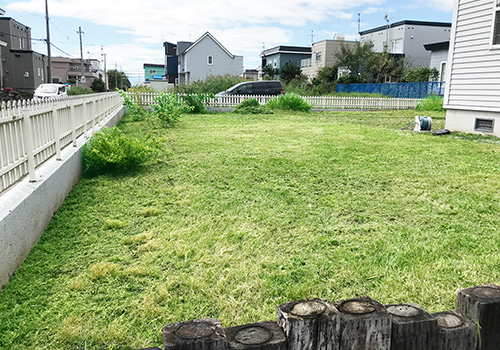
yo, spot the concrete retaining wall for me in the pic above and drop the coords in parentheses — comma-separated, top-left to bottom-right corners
(0, 106, 124, 291)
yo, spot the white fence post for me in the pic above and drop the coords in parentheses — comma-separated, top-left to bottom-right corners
(52, 106, 62, 161)
(70, 102, 77, 147)
(21, 107, 36, 182)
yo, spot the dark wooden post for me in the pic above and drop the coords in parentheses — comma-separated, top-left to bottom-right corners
(277, 298, 340, 350)
(385, 303, 438, 350)
(225, 321, 286, 350)
(456, 284, 500, 350)
(337, 296, 391, 350)
(433, 311, 478, 350)
(162, 318, 227, 350)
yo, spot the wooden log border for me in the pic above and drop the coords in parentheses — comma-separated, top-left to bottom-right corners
(136, 284, 500, 350)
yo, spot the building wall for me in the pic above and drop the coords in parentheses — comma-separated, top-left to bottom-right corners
(51, 57, 101, 88)
(144, 64, 165, 81)
(444, 0, 500, 136)
(181, 35, 243, 83)
(302, 40, 357, 79)
(429, 49, 448, 81)
(361, 22, 451, 68)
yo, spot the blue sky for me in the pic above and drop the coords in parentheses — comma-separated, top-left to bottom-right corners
(1, 0, 455, 84)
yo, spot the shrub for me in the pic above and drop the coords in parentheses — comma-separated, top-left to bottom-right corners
(173, 75, 245, 94)
(82, 127, 158, 176)
(182, 93, 214, 113)
(232, 98, 273, 114)
(266, 93, 312, 112)
(416, 95, 445, 112)
(67, 86, 93, 95)
(117, 89, 148, 121)
(151, 93, 193, 126)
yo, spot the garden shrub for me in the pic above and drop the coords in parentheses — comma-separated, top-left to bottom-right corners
(67, 86, 93, 95)
(182, 93, 214, 113)
(266, 93, 312, 112)
(151, 93, 193, 126)
(173, 75, 245, 94)
(117, 89, 148, 121)
(416, 95, 445, 112)
(233, 98, 274, 114)
(82, 127, 158, 176)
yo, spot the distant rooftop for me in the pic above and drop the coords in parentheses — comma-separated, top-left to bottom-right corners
(360, 20, 452, 36)
(261, 45, 311, 57)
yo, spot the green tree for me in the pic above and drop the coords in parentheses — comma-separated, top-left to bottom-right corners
(279, 61, 303, 84)
(262, 64, 279, 80)
(404, 66, 440, 82)
(107, 69, 131, 90)
(90, 78, 105, 92)
(334, 42, 405, 83)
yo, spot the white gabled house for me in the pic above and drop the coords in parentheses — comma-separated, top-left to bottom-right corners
(445, 0, 500, 136)
(177, 32, 243, 85)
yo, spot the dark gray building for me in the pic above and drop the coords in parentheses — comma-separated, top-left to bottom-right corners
(260, 46, 312, 71)
(0, 16, 48, 93)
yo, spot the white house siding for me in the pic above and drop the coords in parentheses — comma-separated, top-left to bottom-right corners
(183, 35, 243, 83)
(445, 0, 500, 136)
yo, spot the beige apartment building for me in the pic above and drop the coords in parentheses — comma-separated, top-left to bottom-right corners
(301, 34, 357, 80)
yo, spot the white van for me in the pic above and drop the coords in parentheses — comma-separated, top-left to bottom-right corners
(34, 84, 68, 100)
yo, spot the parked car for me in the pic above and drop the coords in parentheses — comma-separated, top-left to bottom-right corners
(33, 83, 69, 100)
(216, 81, 284, 96)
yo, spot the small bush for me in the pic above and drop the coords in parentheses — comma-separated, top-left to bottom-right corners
(82, 127, 158, 176)
(182, 93, 214, 113)
(67, 86, 93, 95)
(233, 98, 274, 114)
(117, 89, 148, 121)
(151, 93, 193, 126)
(266, 93, 312, 112)
(416, 95, 445, 112)
(173, 75, 245, 94)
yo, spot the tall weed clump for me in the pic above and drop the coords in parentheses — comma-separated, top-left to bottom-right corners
(82, 127, 158, 176)
(232, 98, 273, 114)
(117, 89, 148, 121)
(173, 75, 245, 94)
(416, 95, 445, 112)
(266, 93, 312, 112)
(151, 93, 193, 126)
(182, 93, 214, 113)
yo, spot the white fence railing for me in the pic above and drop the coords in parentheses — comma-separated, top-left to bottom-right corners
(0, 92, 123, 193)
(127, 92, 421, 110)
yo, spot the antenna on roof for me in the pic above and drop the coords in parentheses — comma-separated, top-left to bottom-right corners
(358, 13, 361, 35)
(311, 30, 314, 45)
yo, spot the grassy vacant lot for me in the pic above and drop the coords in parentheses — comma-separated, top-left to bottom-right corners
(1, 110, 499, 349)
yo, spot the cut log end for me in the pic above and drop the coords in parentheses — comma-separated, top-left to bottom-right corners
(434, 312, 465, 328)
(289, 300, 328, 317)
(339, 300, 376, 314)
(386, 304, 422, 318)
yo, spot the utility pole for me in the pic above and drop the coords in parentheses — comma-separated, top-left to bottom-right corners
(114, 62, 117, 89)
(78, 26, 85, 87)
(101, 46, 107, 91)
(45, 0, 52, 83)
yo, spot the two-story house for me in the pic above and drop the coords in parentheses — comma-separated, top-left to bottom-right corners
(260, 45, 312, 73)
(0, 16, 48, 93)
(51, 57, 103, 89)
(360, 20, 452, 68)
(177, 32, 243, 85)
(301, 34, 357, 80)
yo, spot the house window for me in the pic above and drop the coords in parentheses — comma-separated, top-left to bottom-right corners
(439, 61, 447, 82)
(316, 52, 322, 61)
(391, 39, 402, 53)
(149, 69, 156, 75)
(207, 55, 213, 65)
(492, 0, 500, 45)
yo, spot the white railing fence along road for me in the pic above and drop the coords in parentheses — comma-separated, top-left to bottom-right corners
(0, 92, 122, 193)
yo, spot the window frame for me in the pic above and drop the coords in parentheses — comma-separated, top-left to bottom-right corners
(207, 55, 213, 65)
(490, 0, 500, 48)
(316, 52, 322, 62)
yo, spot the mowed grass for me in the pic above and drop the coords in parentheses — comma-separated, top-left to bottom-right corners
(1, 110, 500, 349)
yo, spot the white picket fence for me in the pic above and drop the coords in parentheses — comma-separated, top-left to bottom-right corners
(128, 92, 421, 110)
(0, 92, 123, 193)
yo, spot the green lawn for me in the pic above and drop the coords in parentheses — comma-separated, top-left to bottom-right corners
(1, 110, 499, 349)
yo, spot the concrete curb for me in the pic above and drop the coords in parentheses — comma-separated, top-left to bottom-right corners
(0, 106, 125, 291)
